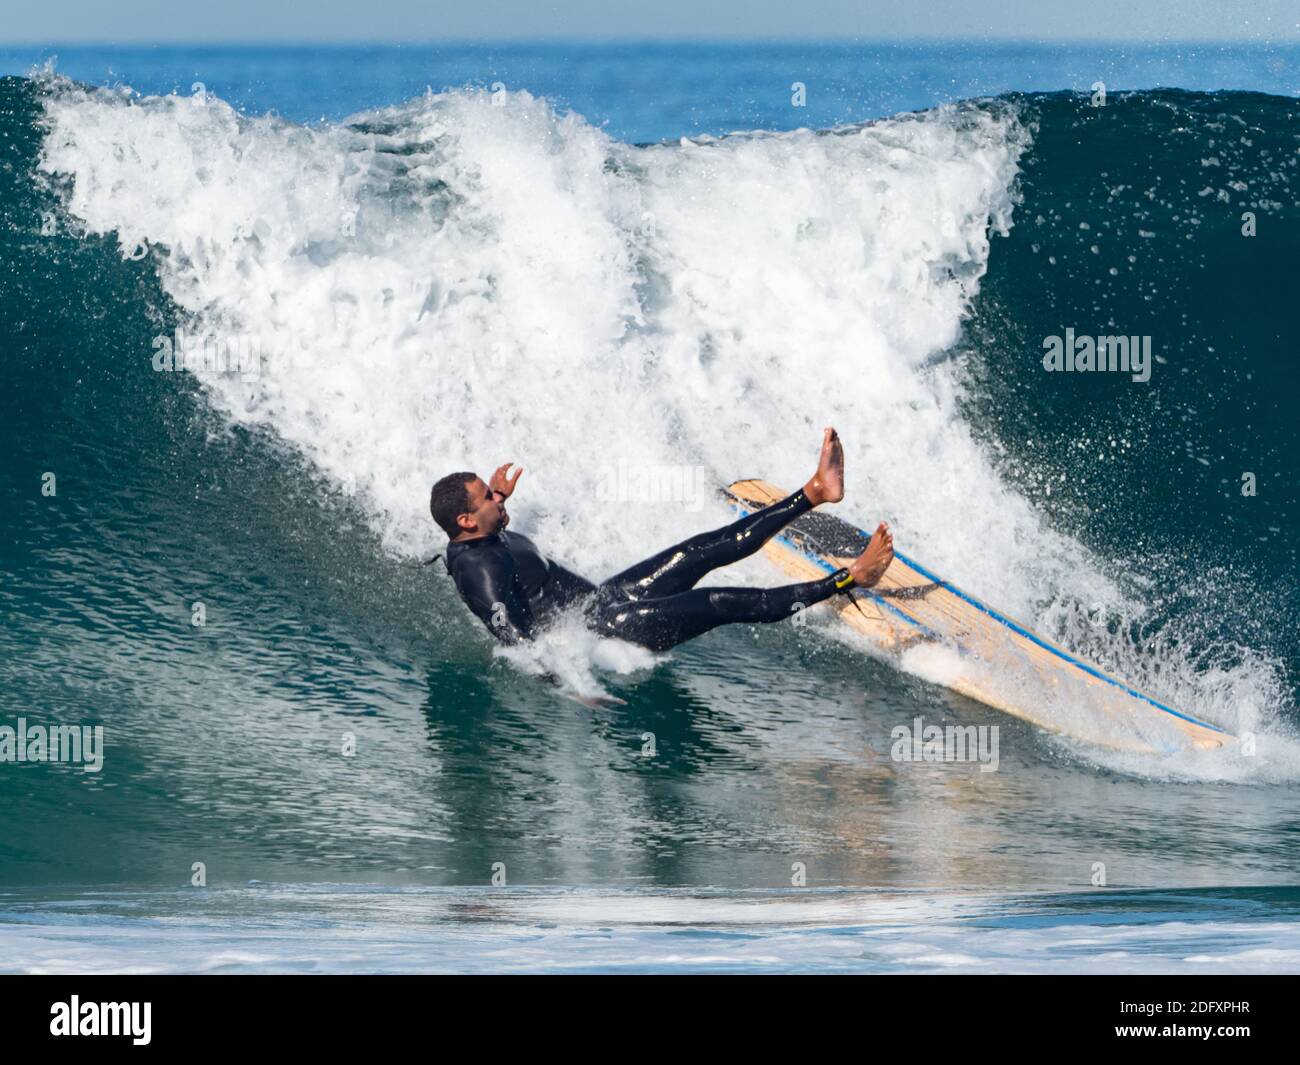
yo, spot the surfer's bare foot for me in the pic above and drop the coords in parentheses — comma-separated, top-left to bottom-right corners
(803, 427, 844, 506)
(848, 522, 894, 588)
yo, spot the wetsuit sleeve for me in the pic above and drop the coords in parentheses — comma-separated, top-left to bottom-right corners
(456, 549, 535, 644)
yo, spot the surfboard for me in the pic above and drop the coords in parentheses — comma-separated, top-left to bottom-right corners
(725, 480, 1232, 755)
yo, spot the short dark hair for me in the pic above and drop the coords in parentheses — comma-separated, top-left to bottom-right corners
(430, 472, 476, 538)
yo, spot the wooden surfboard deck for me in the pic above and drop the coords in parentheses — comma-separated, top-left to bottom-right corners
(725, 480, 1232, 755)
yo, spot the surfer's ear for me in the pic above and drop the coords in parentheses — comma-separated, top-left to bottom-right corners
(430, 471, 477, 537)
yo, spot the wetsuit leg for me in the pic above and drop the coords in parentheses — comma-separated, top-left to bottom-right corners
(592, 568, 853, 652)
(603, 489, 814, 600)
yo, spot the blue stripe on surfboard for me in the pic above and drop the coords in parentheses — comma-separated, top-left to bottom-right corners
(889, 548, 1229, 735)
(732, 496, 1228, 738)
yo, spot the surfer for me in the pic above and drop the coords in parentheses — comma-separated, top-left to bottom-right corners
(430, 429, 894, 653)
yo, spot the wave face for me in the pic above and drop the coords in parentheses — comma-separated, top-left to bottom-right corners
(958, 89, 1300, 730)
(2, 73, 1299, 890)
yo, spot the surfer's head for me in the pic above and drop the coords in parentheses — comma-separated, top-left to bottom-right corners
(430, 472, 507, 540)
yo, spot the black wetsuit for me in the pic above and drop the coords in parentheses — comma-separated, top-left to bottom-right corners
(444, 489, 854, 653)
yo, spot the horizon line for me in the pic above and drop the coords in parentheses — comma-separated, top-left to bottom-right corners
(3, 35, 1300, 49)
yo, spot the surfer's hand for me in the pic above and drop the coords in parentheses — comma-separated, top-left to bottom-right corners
(490, 463, 523, 500)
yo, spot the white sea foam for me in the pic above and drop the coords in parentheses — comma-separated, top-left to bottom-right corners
(37, 80, 1056, 602)
(5, 885, 1300, 974)
(495, 612, 659, 701)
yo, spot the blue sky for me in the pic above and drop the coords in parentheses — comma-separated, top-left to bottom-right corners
(2, 0, 1298, 44)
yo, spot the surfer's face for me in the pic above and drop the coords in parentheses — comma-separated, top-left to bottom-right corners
(461, 476, 507, 535)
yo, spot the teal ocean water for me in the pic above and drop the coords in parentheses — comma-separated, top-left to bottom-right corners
(1, 43, 1298, 972)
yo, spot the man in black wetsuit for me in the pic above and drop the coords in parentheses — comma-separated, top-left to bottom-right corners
(430, 429, 894, 653)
